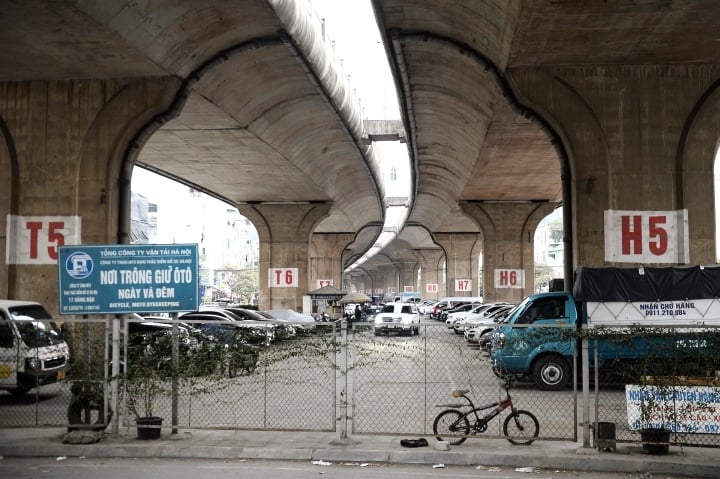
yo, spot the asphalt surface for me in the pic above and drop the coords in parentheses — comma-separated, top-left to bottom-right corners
(0, 427, 718, 478)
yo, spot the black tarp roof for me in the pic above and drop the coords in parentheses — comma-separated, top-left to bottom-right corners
(572, 266, 720, 302)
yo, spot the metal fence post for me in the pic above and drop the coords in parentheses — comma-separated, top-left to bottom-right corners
(335, 320, 348, 440)
(110, 316, 120, 434)
(332, 320, 359, 445)
(582, 335, 590, 447)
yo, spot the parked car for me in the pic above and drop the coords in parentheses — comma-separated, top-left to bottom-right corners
(182, 309, 275, 345)
(224, 307, 297, 340)
(417, 300, 436, 315)
(463, 305, 515, 344)
(264, 309, 316, 333)
(373, 303, 421, 336)
(443, 302, 482, 325)
(452, 302, 511, 335)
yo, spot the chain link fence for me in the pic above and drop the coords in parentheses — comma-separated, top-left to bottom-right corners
(591, 324, 720, 449)
(3, 317, 720, 449)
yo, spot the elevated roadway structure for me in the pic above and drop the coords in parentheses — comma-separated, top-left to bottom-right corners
(1, 1, 720, 312)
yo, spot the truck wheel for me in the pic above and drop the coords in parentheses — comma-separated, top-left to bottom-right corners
(532, 355, 569, 391)
(8, 385, 29, 396)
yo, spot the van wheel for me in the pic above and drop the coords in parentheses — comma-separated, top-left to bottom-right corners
(8, 385, 29, 396)
(532, 355, 570, 391)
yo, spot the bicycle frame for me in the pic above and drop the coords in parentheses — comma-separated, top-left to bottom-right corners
(433, 376, 540, 445)
(446, 388, 514, 434)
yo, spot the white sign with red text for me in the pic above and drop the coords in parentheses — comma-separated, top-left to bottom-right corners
(316, 279, 333, 289)
(426, 283, 438, 293)
(268, 268, 298, 288)
(6, 215, 81, 265)
(403, 285, 414, 292)
(604, 209, 689, 263)
(494, 269, 525, 289)
(454, 279, 472, 292)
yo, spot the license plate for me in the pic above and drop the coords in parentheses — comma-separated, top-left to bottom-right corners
(57, 370, 66, 380)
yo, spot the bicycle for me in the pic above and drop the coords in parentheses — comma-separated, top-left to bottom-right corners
(432, 376, 539, 445)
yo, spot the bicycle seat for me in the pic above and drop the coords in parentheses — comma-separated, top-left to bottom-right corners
(451, 389, 469, 398)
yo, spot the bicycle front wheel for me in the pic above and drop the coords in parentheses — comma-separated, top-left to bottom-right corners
(503, 409, 540, 446)
(433, 409, 470, 445)
(503, 410, 539, 445)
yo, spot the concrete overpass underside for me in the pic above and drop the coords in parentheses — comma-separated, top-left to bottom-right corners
(2, 1, 720, 310)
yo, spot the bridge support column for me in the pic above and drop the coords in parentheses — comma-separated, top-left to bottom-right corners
(415, 249, 444, 300)
(0, 78, 179, 307)
(433, 233, 481, 298)
(460, 201, 557, 303)
(238, 203, 331, 311)
(397, 262, 419, 297)
(376, 268, 398, 300)
(508, 65, 720, 268)
(310, 233, 354, 290)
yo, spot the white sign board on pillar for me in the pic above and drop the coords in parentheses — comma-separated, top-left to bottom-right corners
(6, 215, 81, 264)
(316, 279, 333, 289)
(494, 269, 525, 289)
(426, 283, 438, 293)
(604, 209, 689, 263)
(268, 268, 298, 287)
(454, 279, 472, 292)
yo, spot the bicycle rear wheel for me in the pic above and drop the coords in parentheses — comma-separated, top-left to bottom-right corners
(503, 409, 539, 445)
(433, 409, 470, 445)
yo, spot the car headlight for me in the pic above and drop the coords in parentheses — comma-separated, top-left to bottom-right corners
(25, 357, 41, 371)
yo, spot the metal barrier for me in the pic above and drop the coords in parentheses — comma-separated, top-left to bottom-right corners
(591, 324, 720, 449)
(3, 317, 719, 449)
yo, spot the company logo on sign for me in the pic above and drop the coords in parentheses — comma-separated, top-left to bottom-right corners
(604, 210, 689, 263)
(65, 251, 93, 279)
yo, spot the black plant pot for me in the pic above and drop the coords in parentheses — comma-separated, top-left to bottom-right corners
(136, 416, 163, 440)
(640, 428, 670, 454)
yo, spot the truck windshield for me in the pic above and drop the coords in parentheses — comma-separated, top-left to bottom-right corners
(9, 305, 64, 348)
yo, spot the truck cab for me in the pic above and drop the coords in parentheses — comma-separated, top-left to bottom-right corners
(491, 292, 578, 390)
(0, 300, 70, 395)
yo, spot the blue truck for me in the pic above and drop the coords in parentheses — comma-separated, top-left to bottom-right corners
(490, 266, 720, 390)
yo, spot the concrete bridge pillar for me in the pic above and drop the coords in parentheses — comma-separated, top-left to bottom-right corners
(376, 268, 398, 300)
(459, 201, 557, 303)
(415, 248, 444, 300)
(237, 203, 331, 311)
(508, 65, 720, 268)
(348, 270, 368, 295)
(310, 233, 354, 290)
(433, 232, 481, 298)
(0, 78, 179, 309)
(397, 262, 418, 296)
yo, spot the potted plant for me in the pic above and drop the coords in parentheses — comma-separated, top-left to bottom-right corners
(123, 326, 174, 440)
(627, 376, 674, 454)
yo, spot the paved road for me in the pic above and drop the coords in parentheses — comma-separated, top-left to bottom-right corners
(0, 457, 692, 479)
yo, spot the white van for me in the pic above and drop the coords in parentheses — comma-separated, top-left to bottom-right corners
(0, 300, 70, 395)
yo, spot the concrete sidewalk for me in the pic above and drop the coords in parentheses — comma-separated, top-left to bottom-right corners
(0, 427, 718, 478)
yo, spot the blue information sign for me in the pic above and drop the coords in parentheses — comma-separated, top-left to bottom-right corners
(58, 244, 199, 314)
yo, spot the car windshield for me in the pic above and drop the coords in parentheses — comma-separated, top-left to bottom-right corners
(380, 304, 396, 313)
(9, 305, 64, 348)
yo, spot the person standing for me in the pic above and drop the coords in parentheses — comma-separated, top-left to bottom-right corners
(355, 304, 363, 323)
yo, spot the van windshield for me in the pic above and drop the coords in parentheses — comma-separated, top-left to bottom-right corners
(9, 305, 64, 348)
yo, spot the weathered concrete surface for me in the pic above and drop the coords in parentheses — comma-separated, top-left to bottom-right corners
(2, 1, 720, 305)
